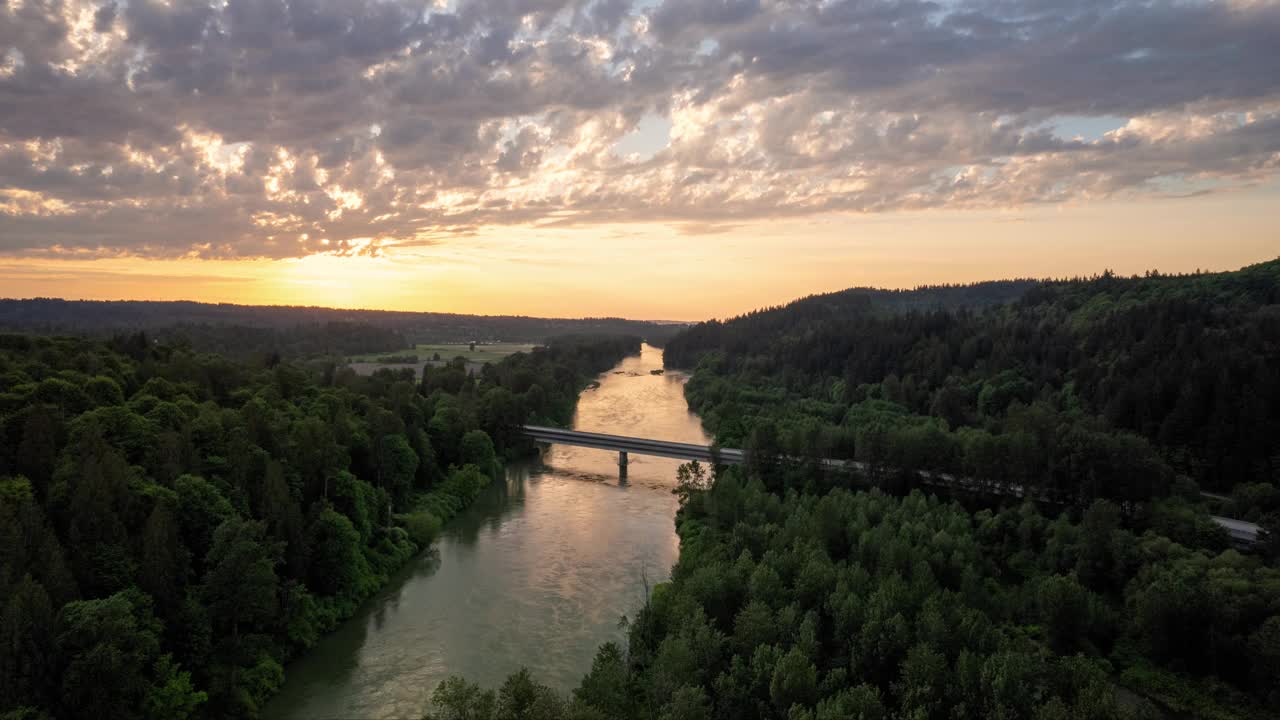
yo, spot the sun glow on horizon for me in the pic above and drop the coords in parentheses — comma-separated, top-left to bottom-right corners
(4, 0, 1279, 319)
(3, 184, 1278, 322)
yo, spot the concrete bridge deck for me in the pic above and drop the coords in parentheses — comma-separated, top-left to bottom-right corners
(521, 425, 743, 466)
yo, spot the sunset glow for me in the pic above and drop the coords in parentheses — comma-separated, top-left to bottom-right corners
(4, 185, 1277, 319)
(2, 0, 1279, 318)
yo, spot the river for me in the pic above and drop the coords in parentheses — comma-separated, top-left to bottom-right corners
(265, 343, 708, 719)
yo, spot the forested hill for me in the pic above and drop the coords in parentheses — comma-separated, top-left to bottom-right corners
(664, 260, 1280, 495)
(663, 279, 1038, 369)
(0, 298, 684, 347)
(135, 322, 411, 361)
(0, 332, 640, 718)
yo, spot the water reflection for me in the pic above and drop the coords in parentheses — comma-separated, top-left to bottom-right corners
(265, 344, 707, 720)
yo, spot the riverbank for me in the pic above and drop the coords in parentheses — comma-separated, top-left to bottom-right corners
(264, 343, 709, 718)
(209, 335, 636, 716)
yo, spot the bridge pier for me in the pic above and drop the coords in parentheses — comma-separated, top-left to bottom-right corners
(618, 451, 628, 479)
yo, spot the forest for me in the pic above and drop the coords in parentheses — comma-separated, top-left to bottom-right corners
(665, 260, 1280, 501)
(0, 330, 640, 719)
(418, 263, 1280, 720)
(0, 299, 683, 347)
(5, 262, 1279, 720)
(423, 463, 1280, 720)
(121, 323, 410, 361)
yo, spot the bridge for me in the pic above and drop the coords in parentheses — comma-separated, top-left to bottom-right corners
(519, 425, 1265, 547)
(521, 425, 743, 476)
(1212, 515, 1263, 546)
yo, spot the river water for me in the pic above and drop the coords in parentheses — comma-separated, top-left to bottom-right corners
(265, 343, 707, 719)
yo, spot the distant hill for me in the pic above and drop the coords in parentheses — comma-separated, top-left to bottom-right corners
(790, 278, 1041, 315)
(665, 259, 1280, 493)
(0, 298, 684, 353)
(664, 278, 1040, 370)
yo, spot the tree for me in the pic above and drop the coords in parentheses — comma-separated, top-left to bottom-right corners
(0, 576, 56, 710)
(258, 460, 308, 578)
(659, 686, 709, 720)
(814, 685, 885, 720)
(0, 478, 77, 607)
(427, 405, 466, 465)
(222, 653, 283, 718)
(574, 643, 630, 718)
(201, 518, 281, 640)
(332, 471, 380, 543)
(746, 421, 783, 489)
(1074, 501, 1127, 592)
(460, 430, 499, 478)
(1249, 616, 1280, 705)
(1131, 568, 1214, 673)
(174, 475, 235, 575)
(138, 497, 191, 617)
(377, 434, 419, 506)
(1034, 575, 1090, 654)
(404, 511, 443, 548)
(200, 518, 284, 715)
(144, 655, 207, 720)
(674, 461, 713, 508)
(15, 406, 61, 496)
(426, 676, 496, 720)
(479, 387, 522, 450)
(306, 507, 368, 599)
(496, 668, 564, 720)
(289, 417, 343, 500)
(733, 601, 777, 655)
(895, 643, 948, 719)
(64, 441, 134, 597)
(770, 647, 818, 712)
(85, 376, 125, 408)
(55, 589, 163, 720)
(410, 428, 441, 489)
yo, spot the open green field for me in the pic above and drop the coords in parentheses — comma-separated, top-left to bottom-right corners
(348, 342, 539, 364)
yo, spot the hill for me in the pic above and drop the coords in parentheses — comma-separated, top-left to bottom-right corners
(665, 259, 1280, 495)
(0, 298, 684, 351)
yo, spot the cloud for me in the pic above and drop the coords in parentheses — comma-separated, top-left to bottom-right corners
(1, 0, 1278, 258)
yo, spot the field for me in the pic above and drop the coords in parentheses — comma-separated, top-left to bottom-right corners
(348, 342, 539, 364)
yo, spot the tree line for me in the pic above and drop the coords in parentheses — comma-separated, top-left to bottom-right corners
(664, 260, 1280, 502)
(0, 298, 684, 346)
(0, 330, 641, 719)
(120, 322, 409, 362)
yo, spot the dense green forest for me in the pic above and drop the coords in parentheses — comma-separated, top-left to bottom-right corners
(0, 299, 684, 347)
(422, 464, 1280, 720)
(418, 263, 1280, 720)
(7, 263, 1280, 720)
(666, 260, 1280, 500)
(0, 331, 640, 719)
(131, 322, 409, 361)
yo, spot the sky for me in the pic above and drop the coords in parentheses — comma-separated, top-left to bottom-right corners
(1, 0, 1278, 321)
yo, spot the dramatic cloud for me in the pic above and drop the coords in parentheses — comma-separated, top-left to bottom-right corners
(2, 0, 1279, 257)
